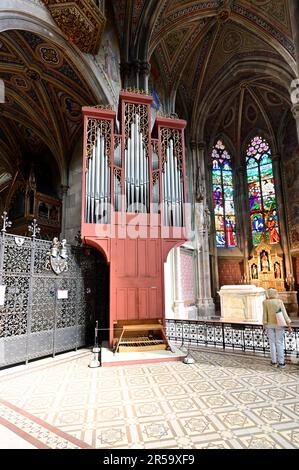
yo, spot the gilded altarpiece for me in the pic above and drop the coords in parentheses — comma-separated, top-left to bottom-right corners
(249, 240, 285, 291)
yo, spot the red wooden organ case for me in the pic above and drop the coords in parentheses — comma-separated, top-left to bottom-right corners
(81, 91, 187, 349)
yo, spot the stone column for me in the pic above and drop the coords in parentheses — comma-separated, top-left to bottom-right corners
(173, 247, 185, 318)
(139, 62, 151, 93)
(289, 1, 299, 143)
(60, 184, 69, 239)
(120, 62, 132, 89)
(191, 141, 215, 318)
(292, 105, 299, 145)
(237, 166, 250, 280)
(120, 61, 151, 92)
(272, 154, 293, 279)
(289, 1, 299, 77)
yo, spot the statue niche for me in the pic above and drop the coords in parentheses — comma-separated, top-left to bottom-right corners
(248, 239, 284, 291)
(248, 239, 298, 317)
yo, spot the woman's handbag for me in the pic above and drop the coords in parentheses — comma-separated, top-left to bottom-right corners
(275, 309, 287, 327)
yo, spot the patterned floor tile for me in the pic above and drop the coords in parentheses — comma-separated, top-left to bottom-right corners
(1, 348, 299, 449)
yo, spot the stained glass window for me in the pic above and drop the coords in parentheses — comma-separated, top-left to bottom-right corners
(212, 140, 236, 248)
(246, 136, 279, 246)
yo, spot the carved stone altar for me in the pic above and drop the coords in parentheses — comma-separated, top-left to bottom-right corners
(219, 285, 266, 323)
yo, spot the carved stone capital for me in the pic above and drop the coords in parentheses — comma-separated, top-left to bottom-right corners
(190, 141, 205, 152)
(60, 184, 69, 196)
(271, 153, 281, 163)
(133, 60, 141, 74)
(139, 62, 151, 75)
(190, 141, 198, 151)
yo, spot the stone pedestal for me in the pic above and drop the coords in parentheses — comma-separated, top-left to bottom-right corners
(219, 285, 266, 323)
(279, 291, 298, 317)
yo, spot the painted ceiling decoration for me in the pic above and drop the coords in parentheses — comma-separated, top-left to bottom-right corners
(0, 0, 296, 191)
(150, 0, 293, 49)
(0, 29, 96, 178)
(42, 0, 106, 54)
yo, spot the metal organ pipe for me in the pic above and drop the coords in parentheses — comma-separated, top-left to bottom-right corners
(95, 130, 100, 223)
(167, 146, 171, 226)
(172, 140, 178, 227)
(169, 139, 175, 226)
(163, 160, 167, 225)
(103, 135, 107, 223)
(177, 157, 183, 227)
(99, 132, 105, 222)
(139, 129, 144, 212)
(137, 116, 141, 212)
(90, 144, 96, 223)
(107, 143, 111, 223)
(124, 113, 154, 214)
(85, 156, 90, 223)
(125, 147, 128, 210)
(130, 121, 135, 209)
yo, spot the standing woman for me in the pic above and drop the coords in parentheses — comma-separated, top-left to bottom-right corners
(263, 288, 292, 368)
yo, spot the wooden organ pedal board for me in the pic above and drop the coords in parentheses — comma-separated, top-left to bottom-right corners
(81, 90, 187, 350)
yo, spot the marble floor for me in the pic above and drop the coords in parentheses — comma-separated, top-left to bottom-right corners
(0, 348, 299, 449)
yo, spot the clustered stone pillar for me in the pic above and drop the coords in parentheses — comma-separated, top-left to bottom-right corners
(120, 61, 151, 92)
(272, 154, 293, 279)
(237, 166, 250, 281)
(173, 247, 186, 318)
(60, 184, 69, 239)
(191, 141, 215, 318)
(289, 0, 299, 143)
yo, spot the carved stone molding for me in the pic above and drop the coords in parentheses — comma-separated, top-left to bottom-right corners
(43, 0, 106, 54)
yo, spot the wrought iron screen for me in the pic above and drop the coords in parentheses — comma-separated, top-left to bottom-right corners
(0, 233, 99, 367)
(166, 319, 299, 357)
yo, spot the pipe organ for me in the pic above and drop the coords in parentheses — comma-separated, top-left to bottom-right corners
(81, 91, 187, 347)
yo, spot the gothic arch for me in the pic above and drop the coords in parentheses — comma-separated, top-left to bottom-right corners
(0, 10, 111, 186)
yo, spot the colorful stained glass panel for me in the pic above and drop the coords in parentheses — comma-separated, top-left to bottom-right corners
(212, 140, 237, 248)
(246, 136, 279, 245)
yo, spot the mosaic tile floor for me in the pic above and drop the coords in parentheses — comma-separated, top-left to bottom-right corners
(0, 348, 299, 449)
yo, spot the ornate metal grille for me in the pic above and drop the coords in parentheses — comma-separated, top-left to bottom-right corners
(166, 319, 299, 358)
(0, 233, 98, 367)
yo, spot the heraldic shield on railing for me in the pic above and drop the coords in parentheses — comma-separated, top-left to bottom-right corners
(81, 91, 188, 347)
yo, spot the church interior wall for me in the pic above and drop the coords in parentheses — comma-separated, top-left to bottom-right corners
(64, 136, 84, 244)
(217, 257, 244, 288)
(0, 0, 298, 327)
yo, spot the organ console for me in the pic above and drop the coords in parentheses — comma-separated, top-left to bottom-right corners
(81, 90, 188, 350)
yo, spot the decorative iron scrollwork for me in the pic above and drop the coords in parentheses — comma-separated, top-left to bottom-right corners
(1, 212, 12, 232)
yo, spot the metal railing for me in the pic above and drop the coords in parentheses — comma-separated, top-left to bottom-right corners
(165, 319, 299, 358)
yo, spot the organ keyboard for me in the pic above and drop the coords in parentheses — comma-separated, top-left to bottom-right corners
(113, 320, 170, 353)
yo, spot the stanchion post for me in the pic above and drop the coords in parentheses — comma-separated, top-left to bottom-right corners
(88, 321, 102, 368)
